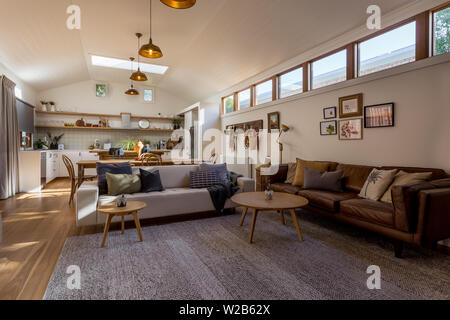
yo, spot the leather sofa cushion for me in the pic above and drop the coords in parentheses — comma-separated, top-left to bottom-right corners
(336, 164, 376, 193)
(340, 198, 394, 227)
(380, 166, 447, 181)
(271, 183, 301, 195)
(298, 190, 358, 213)
(293, 159, 331, 187)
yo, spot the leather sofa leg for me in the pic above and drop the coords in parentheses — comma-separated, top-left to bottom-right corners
(394, 240, 404, 258)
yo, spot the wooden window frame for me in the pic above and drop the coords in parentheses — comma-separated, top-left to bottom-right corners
(222, 94, 235, 114)
(310, 46, 348, 90)
(254, 77, 275, 106)
(431, 2, 450, 56)
(277, 65, 305, 99)
(237, 87, 253, 110)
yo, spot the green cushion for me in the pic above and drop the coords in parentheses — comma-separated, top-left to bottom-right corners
(105, 172, 141, 196)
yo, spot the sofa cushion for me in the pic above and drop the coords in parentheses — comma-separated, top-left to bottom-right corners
(285, 163, 297, 184)
(340, 198, 394, 227)
(190, 170, 221, 189)
(380, 166, 447, 181)
(199, 163, 229, 183)
(336, 164, 376, 193)
(380, 170, 432, 203)
(292, 158, 331, 187)
(298, 190, 358, 213)
(133, 165, 198, 189)
(271, 183, 302, 195)
(359, 169, 398, 201)
(303, 168, 344, 192)
(105, 173, 141, 196)
(97, 162, 133, 195)
(140, 169, 164, 193)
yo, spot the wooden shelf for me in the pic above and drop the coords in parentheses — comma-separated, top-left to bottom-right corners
(35, 126, 174, 133)
(35, 110, 183, 121)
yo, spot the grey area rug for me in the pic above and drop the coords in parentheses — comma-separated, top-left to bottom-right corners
(44, 209, 450, 300)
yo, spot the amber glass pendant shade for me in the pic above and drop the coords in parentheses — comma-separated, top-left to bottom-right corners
(125, 84, 139, 95)
(130, 68, 148, 81)
(139, 38, 163, 59)
(161, 0, 196, 9)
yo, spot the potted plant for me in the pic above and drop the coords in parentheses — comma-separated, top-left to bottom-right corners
(47, 132, 64, 150)
(34, 138, 47, 150)
(172, 119, 182, 130)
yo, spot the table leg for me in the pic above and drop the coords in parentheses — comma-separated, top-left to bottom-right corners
(100, 214, 113, 248)
(78, 164, 84, 187)
(248, 209, 258, 244)
(289, 209, 304, 242)
(132, 212, 143, 242)
(121, 216, 125, 234)
(279, 210, 286, 225)
(239, 207, 248, 226)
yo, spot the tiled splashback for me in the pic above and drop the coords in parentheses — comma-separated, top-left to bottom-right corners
(35, 128, 173, 150)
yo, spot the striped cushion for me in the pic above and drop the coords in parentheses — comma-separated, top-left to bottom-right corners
(190, 170, 221, 189)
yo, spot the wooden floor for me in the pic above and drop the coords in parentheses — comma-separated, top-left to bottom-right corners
(0, 179, 101, 300)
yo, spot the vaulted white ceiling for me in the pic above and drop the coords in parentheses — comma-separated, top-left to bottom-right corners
(0, 0, 415, 103)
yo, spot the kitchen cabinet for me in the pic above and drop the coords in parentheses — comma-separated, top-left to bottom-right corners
(46, 151, 60, 184)
(58, 151, 99, 177)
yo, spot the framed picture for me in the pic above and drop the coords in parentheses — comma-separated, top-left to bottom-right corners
(95, 84, 107, 97)
(323, 106, 337, 119)
(267, 112, 280, 132)
(364, 103, 395, 128)
(320, 120, 337, 136)
(339, 118, 363, 140)
(339, 93, 363, 118)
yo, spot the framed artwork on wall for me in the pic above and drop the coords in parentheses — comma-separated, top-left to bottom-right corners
(267, 112, 280, 133)
(323, 106, 337, 119)
(320, 120, 337, 136)
(95, 83, 107, 97)
(364, 103, 395, 128)
(339, 93, 363, 118)
(339, 118, 363, 140)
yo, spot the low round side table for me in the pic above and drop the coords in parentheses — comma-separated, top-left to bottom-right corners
(98, 201, 147, 248)
(231, 192, 309, 244)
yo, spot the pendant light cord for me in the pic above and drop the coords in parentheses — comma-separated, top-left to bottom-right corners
(149, 0, 152, 39)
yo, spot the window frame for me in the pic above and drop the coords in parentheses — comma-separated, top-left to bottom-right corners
(431, 2, 450, 56)
(237, 86, 253, 110)
(310, 46, 348, 90)
(277, 65, 305, 99)
(254, 77, 276, 106)
(222, 94, 235, 114)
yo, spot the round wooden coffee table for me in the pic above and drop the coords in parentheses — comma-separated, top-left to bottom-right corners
(231, 192, 309, 244)
(98, 201, 147, 248)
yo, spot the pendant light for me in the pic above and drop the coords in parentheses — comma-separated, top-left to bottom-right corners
(130, 33, 148, 82)
(139, 0, 163, 59)
(161, 0, 196, 9)
(125, 58, 140, 95)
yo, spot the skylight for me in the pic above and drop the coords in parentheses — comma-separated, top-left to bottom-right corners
(91, 55, 169, 75)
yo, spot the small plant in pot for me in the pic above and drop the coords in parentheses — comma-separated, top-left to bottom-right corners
(47, 132, 64, 150)
(172, 119, 182, 130)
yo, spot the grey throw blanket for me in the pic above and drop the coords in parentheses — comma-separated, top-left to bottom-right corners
(207, 172, 242, 213)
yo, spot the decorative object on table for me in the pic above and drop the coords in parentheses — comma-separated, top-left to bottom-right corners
(49, 102, 56, 112)
(138, 119, 150, 129)
(264, 184, 274, 200)
(339, 93, 363, 118)
(161, 0, 196, 9)
(276, 124, 290, 164)
(116, 195, 127, 208)
(96, 84, 107, 97)
(323, 106, 337, 119)
(58, 144, 65, 151)
(47, 133, 64, 150)
(320, 120, 337, 136)
(134, 139, 144, 156)
(364, 103, 395, 128)
(75, 118, 85, 127)
(139, 0, 164, 59)
(121, 112, 132, 128)
(267, 112, 280, 133)
(130, 34, 148, 82)
(338, 119, 363, 140)
(40, 101, 47, 112)
(172, 119, 182, 130)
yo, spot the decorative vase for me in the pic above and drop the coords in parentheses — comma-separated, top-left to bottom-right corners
(265, 188, 274, 201)
(116, 195, 127, 208)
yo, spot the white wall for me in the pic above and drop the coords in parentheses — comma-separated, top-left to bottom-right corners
(38, 80, 188, 117)
(0, 62, 37, 105)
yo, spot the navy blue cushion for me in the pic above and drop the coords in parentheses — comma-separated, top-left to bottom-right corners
(190, 170, 221, 189)
(140, 169, 164, 193)
(199, 163, 229, 183)
(96, 162, 132, 195)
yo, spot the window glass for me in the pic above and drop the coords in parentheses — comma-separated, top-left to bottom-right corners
(279, 67, 303, 98)
(433, 7, 450, 56)
(238, 89, 251, 110)
(359, 22, 416, 76)
(312, 49, 347, 89)
(223, 95, 234, 114)
(144, 89, 153, 102)
(255, 80, 273, 105)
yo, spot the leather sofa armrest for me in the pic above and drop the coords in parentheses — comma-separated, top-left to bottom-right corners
(237, 177, 256, 193)
(255, 164, 289, 191)
(416, 188, 450, 245)
(76, 181, 99, 227)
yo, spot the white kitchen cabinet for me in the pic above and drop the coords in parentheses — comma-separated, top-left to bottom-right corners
(45, 151, 60, 184)
(58, 151, 99, 178)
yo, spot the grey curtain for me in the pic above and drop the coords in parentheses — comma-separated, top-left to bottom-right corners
(0, 76, 20, 199)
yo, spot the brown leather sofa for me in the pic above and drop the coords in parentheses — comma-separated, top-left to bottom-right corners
(256, 162, 450, 257)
